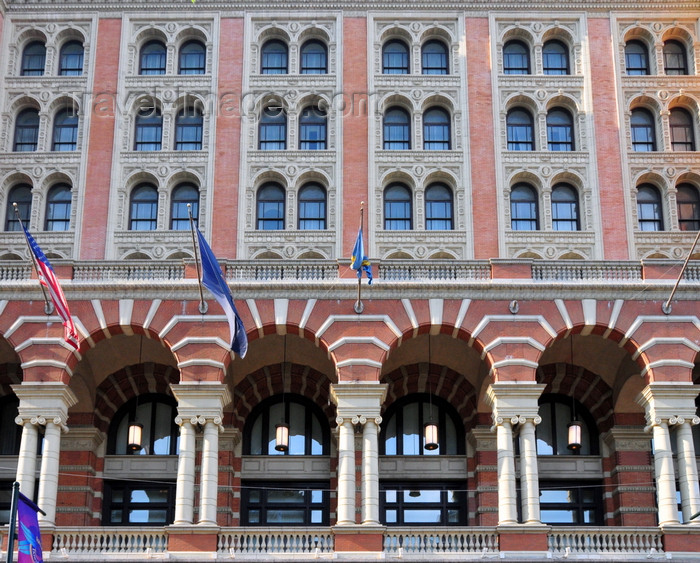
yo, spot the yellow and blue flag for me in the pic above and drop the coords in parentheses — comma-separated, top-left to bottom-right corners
(351, 227, 372, 284)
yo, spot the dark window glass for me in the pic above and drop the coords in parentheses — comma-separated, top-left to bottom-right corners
(45, 184, 72, 231)
(129, 184, 158, 231)
(423, 108, 450, 150)
(261, 40, 288, 74)
(637, 184, 664, 231)
(52, 108, 78, 151)
(507, 108, 534, 150)
(663, 40, 687, 75)
(103, 482, 175, 526)
(241, 482, 329, 526)
(383, 40, 409, 74)
(21, 41, 46, 76)
(170, 184, 199, 230)
(511, 184, 539, 230)
(670, 108, 695, 151)
(256, 183, 285, 230)
(503, 40, 530, 74)
(5, 185, 32, 232)
(384, 184, 412, 230)
(108, 394, 179, 455)
(551, 184, 580, 231)
(178, 40, 205, 75)
(425, 184, 453, 230)
(134, 107, 162, 151)
(259, 106, 286, 150)
(630, 108, 656, 151)
(543, 40, 569, 75)
(244, 394, 329, 455)
(299, 105, 327, 150)
(1, 482, 15, 525)
(300, 40, 327, 74)
(536, 394, 598, 456)
(175, 107, 203, 150)
(139, 41, 166, 75)
(677, 184, 700, 231)
(381, 394, 463, 455)
(539, 482, 603, 525)
(298, 184, 327, 230)
(13, 108, 40, 152)
(58, 41, 84, 76)
(625, 40, 649, 75)
(547, 108, 574, 151)
(380, 483, 466, 526)
(383, 108, 410, 150)
(0, 396, 21, 455)
(422, 40, 448, 75)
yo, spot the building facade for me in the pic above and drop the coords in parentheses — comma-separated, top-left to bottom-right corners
(0, 0, 699, 560)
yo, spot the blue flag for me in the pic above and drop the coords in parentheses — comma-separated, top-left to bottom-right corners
(351, 227, 372, 284)
(196, 230, 248, 358)
(17, 492, 43, 563)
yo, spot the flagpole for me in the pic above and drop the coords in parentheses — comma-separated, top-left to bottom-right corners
(662, 227, 700, 314)
(354, 202, 365, 314)
(187, 204, 208, 314)
(13, 203, 54, 315)
(6, 481, 18, 563)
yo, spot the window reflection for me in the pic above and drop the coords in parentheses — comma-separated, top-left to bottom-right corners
(242, 482, 328, 525)
(380, 483, 466, 526)
(108, 394, 179, 456)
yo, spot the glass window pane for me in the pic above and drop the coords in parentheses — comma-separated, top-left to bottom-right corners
(288, 402, 305, 455)
(152, 402, 172, 455)
(541, 509, 575, 524)
(404, 509, 442, 523)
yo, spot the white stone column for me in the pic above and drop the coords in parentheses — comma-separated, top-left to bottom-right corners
(15, 419, 40, 498)
(199, 416, 222, 525)
(494, 417, 518, 525)
(37, 419, 63, 525)
(336, 417, 356, 525)
(173, 418, 196, 525)
(651, 421, 679, 526)
(674, 418, 700, 523)
(519, 416, 541, 524)
(362, 416, 381, 525)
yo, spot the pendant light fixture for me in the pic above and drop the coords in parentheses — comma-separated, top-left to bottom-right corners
(128, 339, 144, 454)
(567, 336, 582, 452)
(275, 335, 290, 452)
(424, 336, 439, 451)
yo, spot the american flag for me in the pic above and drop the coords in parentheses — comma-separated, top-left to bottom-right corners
(21, 225, 79, 350)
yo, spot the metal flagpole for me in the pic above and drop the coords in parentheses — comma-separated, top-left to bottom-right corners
(187, 203, 208, 314)
(13, 203, 54, 315)
(662, 227, 700, 314)
(6, 481, 19, 563)
(354, 203, 364, 314)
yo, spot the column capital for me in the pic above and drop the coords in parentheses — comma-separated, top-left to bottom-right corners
(331, 383, 387, 421)
(637, 383, 700, 429)
(486, 382, 546, 423)
(171, 382, 231, 429)
(12, 382, 77, 433)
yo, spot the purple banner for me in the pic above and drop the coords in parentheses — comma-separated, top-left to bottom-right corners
(17, 493, 43, 563)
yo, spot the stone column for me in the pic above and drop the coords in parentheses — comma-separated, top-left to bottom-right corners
(494, 417, 518, 524)
(335, 417, 356, 525)
(651, 420, 679, 526)
(173, 418, 196, 525)
(37, 418, 63, 525)
(362, 416, 381, 525)
(15, 419, 40, 498)
(673, 417, 700, 523)
(518, 416, 542, 524)
(199, 416, 222, 525)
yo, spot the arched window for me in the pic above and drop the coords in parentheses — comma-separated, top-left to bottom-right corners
(259, 107, 286, 150)
(511, 184, 539, 230)
(507, 108, 534, 150)
(13, 108, 40, 152)
(5, 185, 31, 232)
(139, 40, 166, 75)
(422, 40, 448, 74)
(175, 107, 203, 150)
(384, 184, 412, 230)
(676, 184, 700, 231)
(547, 108, 574, 151)
(256, 183, 285, 230)
(423, 107, 450, 150)
(58, 40, 84, 76)
(108, 394, 179, 455)
(129, 184, 158, 231)
(45, 184, 72, 231)
(503, 40, 530, 74)
(637, 184, 664, 231)
(551, 184, 580, 231)
(537, 394, 598, 456)
(134, 107, 162, 151)
(178, 40, 205, 75)
(543, 40, 569, 75)
(625, 40, 650, 75)
(52, 108, 79, 151)
(21, 41, 46, 76)
(170, 184, 199, 230)
(299, 105, 327, 150)
(298, 183, 327, 230)
(663, 40, 688, 75)
(670, 108, 695, 151)
(383, 107, 410, 150)
(630, 108, 656, 151)
(0, 396, 21, 456)
(261, 40, 288, 74)
(383, 39, 409, 74)
(425, 183, 453, 230)
(300, 40, 327, 74)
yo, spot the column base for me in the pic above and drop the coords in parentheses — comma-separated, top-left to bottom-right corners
(333, 524, 386, 552)
(497, 524, 551, 552)
(660, 523, 700, 553)
(167, 524, 220, 553)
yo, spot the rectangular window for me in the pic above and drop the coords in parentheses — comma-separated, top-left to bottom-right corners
(103, 482, 175, 525)
(241, 482, 329, 526)
(538, 482, 603, 525)
(380, 483, 466, 526)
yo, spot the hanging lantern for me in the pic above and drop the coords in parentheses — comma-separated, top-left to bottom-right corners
(127, 422, 143, 453)
(424, 421, 439, 451)
(567, 419, 582, 451)
(275, 422, 290, 452)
